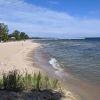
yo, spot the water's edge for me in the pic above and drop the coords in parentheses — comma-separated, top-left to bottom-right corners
(33, 45, 100, 100)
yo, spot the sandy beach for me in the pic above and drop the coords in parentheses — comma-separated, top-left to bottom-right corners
(0, 40, 78, 100)
(0, 40, 42, 75)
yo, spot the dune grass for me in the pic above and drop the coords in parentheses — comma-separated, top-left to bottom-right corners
(0, 70, 60, 92)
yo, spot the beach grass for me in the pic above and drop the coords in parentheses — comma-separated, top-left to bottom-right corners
(0, 70, 66, 100)
(0, 70, 60, 92)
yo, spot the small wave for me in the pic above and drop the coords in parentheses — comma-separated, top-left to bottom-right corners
(49, 58, 64, 77)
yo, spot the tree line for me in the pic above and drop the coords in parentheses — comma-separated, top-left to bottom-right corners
(0, 23, 29, 42)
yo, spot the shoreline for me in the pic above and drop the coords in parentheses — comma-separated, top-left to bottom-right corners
(34, 45, 81, 100)
(1, 40, 100, 100)
(33, 44, 100, 100)
(0, 40, 78, 100)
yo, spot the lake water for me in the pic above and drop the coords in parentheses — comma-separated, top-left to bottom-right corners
(33, 39, 100, 100)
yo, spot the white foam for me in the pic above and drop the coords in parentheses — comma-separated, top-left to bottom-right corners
(49, 58, 59, 69)
(49, 58, 64, 77)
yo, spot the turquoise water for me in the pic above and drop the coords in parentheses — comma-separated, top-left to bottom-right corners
(34, 39, 100, 86)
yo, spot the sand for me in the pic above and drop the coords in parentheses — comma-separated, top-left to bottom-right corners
(0, 40, 42, 75)
(0, 40, 78, 100)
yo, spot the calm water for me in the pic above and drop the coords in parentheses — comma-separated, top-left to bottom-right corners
(34, 39, 100, 86)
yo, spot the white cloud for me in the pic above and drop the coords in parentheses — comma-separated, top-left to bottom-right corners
(0, 0, 100, 38)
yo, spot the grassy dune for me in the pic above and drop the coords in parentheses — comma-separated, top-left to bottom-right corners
(0, 70, 60, 91)
(0, 70, 64, 100)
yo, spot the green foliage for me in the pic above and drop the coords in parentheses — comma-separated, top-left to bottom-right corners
(2, 33, 9, 41)
(20, 32, 29, 40)
(3, 70, 23, 91)
(11, 30, 29, 40)
(22, 72, 33, 90)
(0, 79, 3, 89)
(0, 22, 29, 42)
(20, 32, 25, 40)
(12, 30, 20, 40)
(0, 23, 9, 41)
(36, 72, 41, 90)
(24, 34, 29, 39)
(8, 34, 13, 39)
(0, 70, 60, 92)
(51, 79, 59, 89)
(0, 23, 9, 36)
(41, 76, 50, 89)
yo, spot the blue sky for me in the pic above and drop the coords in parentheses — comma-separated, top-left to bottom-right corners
(0, 0, 100, 38)
(26, 0, 100, 18)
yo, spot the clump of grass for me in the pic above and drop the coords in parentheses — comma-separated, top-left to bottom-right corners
(0, 70, 60, 92)
(36, 72, 41, 90)
(22, 72, 33, 90)
(0, 79, 3, 89)
(51, 79, 59, 89)
(42, 76, 50, 89)
(3, 70, 23, 91)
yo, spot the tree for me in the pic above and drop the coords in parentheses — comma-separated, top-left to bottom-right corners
(12, 30, 20, 40)
(25, 34, 29, 39)
(20, 32, 29, 39)
(20, 32, 25, 39)
(0, 22, 29, 41)
(2, 33, 9, 42)
(0, 23, 9, 41)
(8, 34, 13, 39)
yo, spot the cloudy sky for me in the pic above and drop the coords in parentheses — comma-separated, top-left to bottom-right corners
(0, 0, 100, 38)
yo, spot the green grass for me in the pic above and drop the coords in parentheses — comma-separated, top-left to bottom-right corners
(0, 70, 60, 92)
